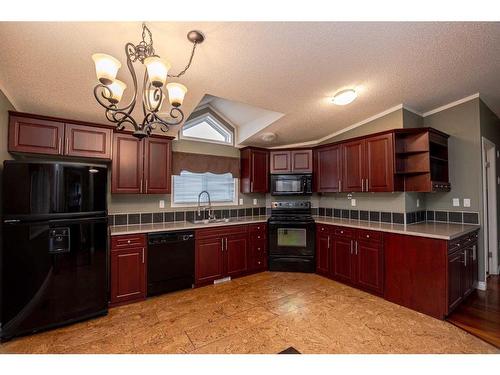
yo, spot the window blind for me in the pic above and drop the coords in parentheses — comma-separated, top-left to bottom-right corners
(173, 171, 235, 204)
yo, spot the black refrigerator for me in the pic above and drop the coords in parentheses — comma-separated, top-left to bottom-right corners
(1, 161, 109, 341)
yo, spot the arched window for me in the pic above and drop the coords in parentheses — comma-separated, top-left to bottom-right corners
(180, 107, 234, 145)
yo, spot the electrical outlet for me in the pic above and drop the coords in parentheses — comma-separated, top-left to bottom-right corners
(452, 198, 460, 207)
(253, 198, 258, 206)
(463, 198, 471, 208)
(351, 199, 356, 207)
(239, 198, 244, 205)
(159, 200, 165, 208)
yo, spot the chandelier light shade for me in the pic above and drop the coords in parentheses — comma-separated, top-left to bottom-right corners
(106, 79, 127, 104)
(92, 23, 205, 139)
(144, 57, 171, 87)
(92, 53, 122, 85)
(166, 83, 188, 107)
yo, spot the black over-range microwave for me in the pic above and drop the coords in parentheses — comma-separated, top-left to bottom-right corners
(270, 174, 313, 196)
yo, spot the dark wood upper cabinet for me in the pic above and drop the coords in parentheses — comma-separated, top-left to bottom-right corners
(9, 115, 64, 155)
(112, 133, 144, 194)
(291, 150, 313, 173)
(65, 123, 112, 159)
(112, 133, 172, 194)
(270, 151, 291, 173)
(365, 133, 394, 192)
(144, 137, 172, 194)
(8, 112, 112, 159)
(270, 150, 312, 174)
(314, 144, 342, 192)
(342, 140, 365, 192)
(240, 147, 269, 193)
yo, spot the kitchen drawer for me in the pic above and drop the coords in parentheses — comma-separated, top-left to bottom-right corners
(249, 223, 267, 234)
(196, 224, 248, 239)
(317, 224, 334, 233)
(357, 229, 382, 242)
(334, 227, 355, 239)
(111, 234, 146, 250)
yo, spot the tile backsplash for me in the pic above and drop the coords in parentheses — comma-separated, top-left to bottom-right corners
(109, 207, 267, 226)
(109, 206, 479, 226)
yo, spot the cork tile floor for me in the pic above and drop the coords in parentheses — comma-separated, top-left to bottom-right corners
(1, 272, 498, 354)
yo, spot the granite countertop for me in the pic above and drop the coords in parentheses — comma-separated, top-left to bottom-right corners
(109, 214, 479, 240)
(109, 216, 269, 236)
(313, 216, 479, 240)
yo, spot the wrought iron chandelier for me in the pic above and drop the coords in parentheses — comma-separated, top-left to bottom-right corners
(92, 23, 205, 139)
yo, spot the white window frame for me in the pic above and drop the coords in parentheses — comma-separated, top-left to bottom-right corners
(170, 174, 239, 208)
(179, 107, 235, 146)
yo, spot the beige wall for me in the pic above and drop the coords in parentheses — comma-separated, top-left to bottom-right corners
(0, 89, 15, 216)
(424, 98, 482, 212)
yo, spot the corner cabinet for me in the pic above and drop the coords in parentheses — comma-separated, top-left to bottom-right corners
(240, 147, 269, 193)
(8, 112, 112, 160)
(111, 132, 172, 194)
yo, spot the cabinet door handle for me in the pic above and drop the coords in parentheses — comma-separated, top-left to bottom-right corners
(250, 181, 254, 192)
(65, 137, 69, 154)
(472, 245, 476, 261)
(464, 249, 467, 267)
(327, 236, 330, 249)
(366, 178, 369, 192)
(338, 180, 341, 192)
(225, 238, 228, 251)
(145, 179, 148, 193)
(142, 248, 145, 264)
(58, 137, 62, 154)
(221, 238, 224, 251)
(140, 178, 143, 193)
(355, 241, 358, 255)
(350, 240, 353, 254)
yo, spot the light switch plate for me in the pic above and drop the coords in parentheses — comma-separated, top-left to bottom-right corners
(253, 198, 258, 205)
(239, 198, 244, 205)
(351, 199, 356, 207)
(416, 199, 420, 208)
(452, 198, 460, 207)
(159, 200, 165, 208)
(463, 198, 471, 208)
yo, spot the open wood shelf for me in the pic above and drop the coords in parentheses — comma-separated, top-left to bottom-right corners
(394, 128, 450, 192)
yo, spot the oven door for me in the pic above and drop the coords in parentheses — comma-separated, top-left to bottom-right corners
(268, 221, 315, 257)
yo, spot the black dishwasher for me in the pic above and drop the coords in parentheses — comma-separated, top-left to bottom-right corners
(147, 231, 195, 296)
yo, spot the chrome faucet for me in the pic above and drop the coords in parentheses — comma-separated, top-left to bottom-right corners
(197, 190, 215, 220)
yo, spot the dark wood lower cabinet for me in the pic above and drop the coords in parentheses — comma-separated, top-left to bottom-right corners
(195, 237, 225, 284)
(226, 233, 248, 277)
(316, 224, 384, 296)
(385, 230, 479, 319)
(110, 234, 147, 306)
(195, 224, 267, 286)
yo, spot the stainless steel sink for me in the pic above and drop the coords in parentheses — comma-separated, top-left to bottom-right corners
(189, 218, 231, 225)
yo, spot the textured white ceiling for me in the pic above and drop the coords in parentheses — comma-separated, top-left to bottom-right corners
(0, 22, 499, 146)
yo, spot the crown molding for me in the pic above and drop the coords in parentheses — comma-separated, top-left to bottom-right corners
(422, 93, 480, 117)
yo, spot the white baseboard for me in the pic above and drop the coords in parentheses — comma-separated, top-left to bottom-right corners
(476, 281, 487, 291)
(213, 276, 231, 285)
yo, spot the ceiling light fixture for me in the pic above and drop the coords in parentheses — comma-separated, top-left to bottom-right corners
(92, 23, 205, 139)
(261, 132, 277, 142)
(332, 89, 357, 106)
